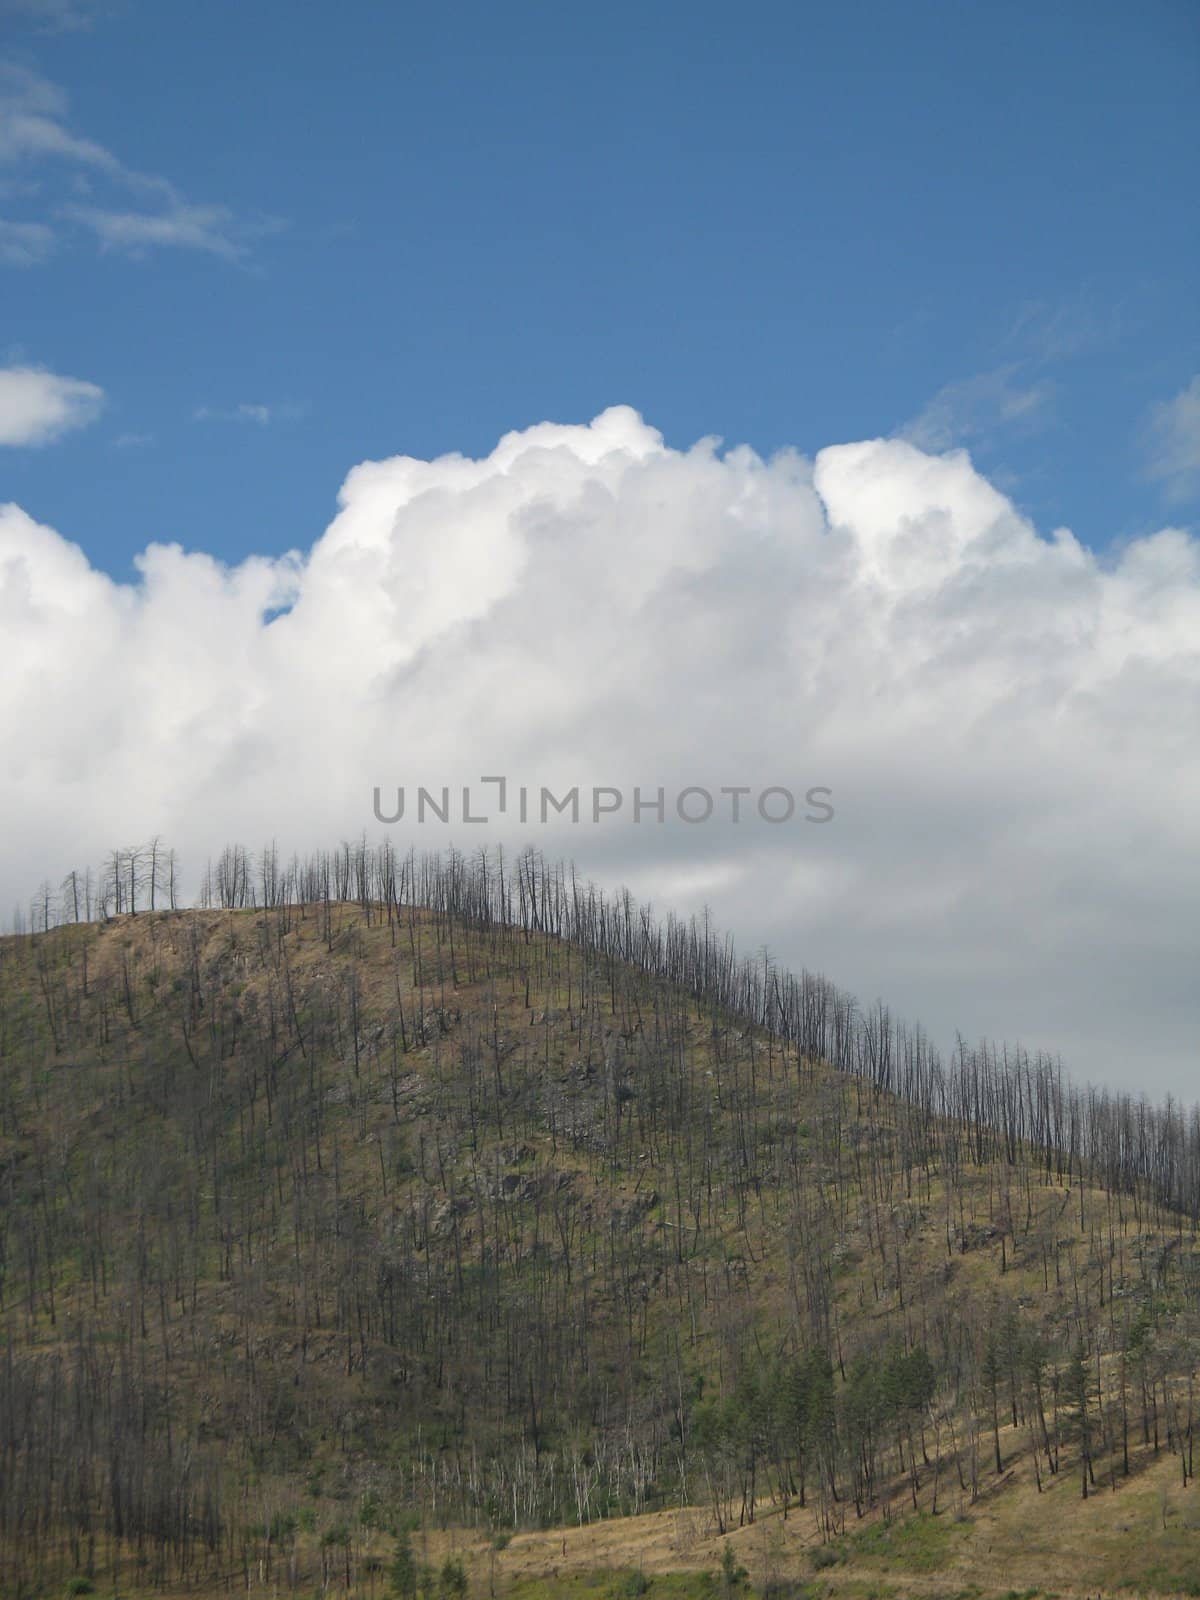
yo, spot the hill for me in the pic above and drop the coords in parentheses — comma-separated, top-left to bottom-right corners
(0, 847, 1197, 1599)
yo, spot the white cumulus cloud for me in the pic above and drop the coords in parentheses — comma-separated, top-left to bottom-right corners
(2, 406, 1198, 1099)
(0, 362, 104, 444)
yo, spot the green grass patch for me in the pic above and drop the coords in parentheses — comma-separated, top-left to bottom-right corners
(506, 1571, 718, 1600)
(845, 1511, 967, 1574)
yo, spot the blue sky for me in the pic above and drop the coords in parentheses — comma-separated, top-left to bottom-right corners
(2, 0, 1197, 576)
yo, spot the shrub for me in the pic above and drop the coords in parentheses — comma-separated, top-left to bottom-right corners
(720, 1542, 748, 1596)
(391, 1533, 419, 1600)
(438, 1556, 468, 1600)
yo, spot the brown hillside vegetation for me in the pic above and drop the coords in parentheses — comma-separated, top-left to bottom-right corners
(0, 847, 1196, 1599)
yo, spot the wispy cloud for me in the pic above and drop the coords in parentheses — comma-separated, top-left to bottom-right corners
(1005, 290, 1126, 363)
(900, 365, 1053, 453)
(0, 61, 275, 265)
(113, 429, 152, 449)
(0, 215, 54, 265)
(194, 400, 305, 426)
(1145, 375, 1200, 506)
(0, 62, 119, 172)
(63, 201, 248, 262)
(0, 0, 106, 33)
(0, 362, 103, 445)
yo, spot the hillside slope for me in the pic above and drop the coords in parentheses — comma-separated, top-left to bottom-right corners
(0, 859, 1197, 1597)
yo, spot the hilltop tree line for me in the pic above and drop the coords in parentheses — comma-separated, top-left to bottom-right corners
(21, 839, 1200, 1223)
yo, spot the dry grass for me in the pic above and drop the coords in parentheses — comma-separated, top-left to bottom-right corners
(408, 1444, 1198, 1600)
